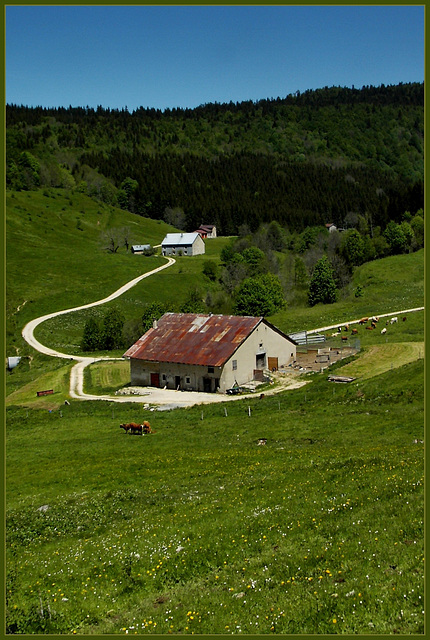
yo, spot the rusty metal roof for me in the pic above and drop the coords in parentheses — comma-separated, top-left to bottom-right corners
(123, 313, 263, 367)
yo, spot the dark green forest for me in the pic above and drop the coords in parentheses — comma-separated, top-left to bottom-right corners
(7, 82, 423, 235)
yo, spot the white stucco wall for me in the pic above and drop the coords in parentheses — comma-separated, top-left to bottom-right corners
(191, 234, 205, 255)
(219, 322, 296, 391)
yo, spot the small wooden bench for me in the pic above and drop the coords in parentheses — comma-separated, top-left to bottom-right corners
(36, 389, 54, 397)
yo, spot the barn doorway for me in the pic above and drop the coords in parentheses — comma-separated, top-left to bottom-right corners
(256, 352, 266, 369)
(175, 375, 181, 390)
(268, 357, 278, 372)
(203, 377, 212, 392)
(150, 373, 160, 387)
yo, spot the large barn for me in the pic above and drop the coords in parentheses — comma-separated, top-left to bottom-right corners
(161, 232, 205, 256)
(123, 313, 297, 393)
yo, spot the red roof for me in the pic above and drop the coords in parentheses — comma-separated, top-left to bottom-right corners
(123, 313, 263, 367)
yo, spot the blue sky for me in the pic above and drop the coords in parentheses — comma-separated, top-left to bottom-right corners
(6, 4, 424, 111)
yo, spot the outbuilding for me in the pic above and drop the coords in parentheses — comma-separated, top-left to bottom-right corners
(195, 224, 217, 239)
(161, 232, 205, 256)
(123, 313, 297, 393)
(131, 244, 151, 254)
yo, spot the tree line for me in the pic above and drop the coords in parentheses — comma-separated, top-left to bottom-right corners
(6, 82, 424, 236)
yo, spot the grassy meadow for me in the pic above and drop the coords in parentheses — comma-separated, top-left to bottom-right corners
(6, 360, 424, 634)
(5, 188, 425, 634)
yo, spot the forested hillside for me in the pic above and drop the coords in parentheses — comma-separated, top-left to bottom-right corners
(6, 82, 423, 235)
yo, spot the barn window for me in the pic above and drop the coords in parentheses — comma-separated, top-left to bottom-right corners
(162, 374, 166, 381)
(208, 366, 214, 373)
(186, 376, 191, 384)
(232, 360, 237, 370)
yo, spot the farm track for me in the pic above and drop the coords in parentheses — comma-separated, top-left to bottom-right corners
(21, 259, 424, 408)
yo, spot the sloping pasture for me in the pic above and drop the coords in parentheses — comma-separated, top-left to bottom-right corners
(6, 359, 424, 634)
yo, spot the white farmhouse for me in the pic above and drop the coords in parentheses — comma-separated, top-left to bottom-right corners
(123, 313, 297, 393)
(161, 232, 205, 256)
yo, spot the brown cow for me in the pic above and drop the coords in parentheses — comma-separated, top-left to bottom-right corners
(359, 317, 368, 325)
(120, 422, 143, 435)
(142, 421, 152, 434)
(351, 328, 358, 335)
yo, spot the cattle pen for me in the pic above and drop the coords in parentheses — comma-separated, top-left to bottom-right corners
(292, 342, 360, 374)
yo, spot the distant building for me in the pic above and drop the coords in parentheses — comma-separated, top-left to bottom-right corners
(123, 313, 297, 393)
(195, 224, 217, 239)
(325, 223, 337, 233)
(161, 232, 205, 256)
(131, 244, 151, 254)
(6, 356, 21, 370)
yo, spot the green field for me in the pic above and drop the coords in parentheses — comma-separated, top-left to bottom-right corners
(5, 189, 424, 634)
(6, 361, 424, 634)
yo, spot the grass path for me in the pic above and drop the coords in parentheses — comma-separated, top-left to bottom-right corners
(335, 341, 425, 380)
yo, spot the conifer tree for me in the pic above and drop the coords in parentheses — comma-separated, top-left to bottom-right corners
(308, 256, 337, 306)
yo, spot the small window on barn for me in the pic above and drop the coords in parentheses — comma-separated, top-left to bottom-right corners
(232, 360, 237, 371)
(186, 376, 191, 384)
(208, 366, 214, 374)
(162, 374, 166, 381)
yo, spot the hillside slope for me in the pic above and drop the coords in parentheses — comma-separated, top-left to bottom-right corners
(7, 82, 424, 234)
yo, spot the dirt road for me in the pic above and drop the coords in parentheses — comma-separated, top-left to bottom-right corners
(22, 258, 175, 402)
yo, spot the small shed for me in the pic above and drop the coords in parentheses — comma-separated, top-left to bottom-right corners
(131, 244, 151, 254)
(325, 223, 337, 233)
(161, 232, 205, 256)
(7, 356, 21, 370)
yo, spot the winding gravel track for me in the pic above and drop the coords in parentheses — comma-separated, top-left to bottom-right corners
(22, 257, 176, 401)
(21, 255, 424, 407)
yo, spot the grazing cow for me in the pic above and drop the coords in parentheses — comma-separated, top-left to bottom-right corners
(142, 420, 152, 434)
(337, 326, 342, 332)
(403, 316, 407, 322)
(351, 328, 358, 335)
(130, 424, 143, 435)
(381, 327, 387, 335)
(366, 326, 374, 330)
(359, 317, 368, 325)
(390, 317, 398, 325)
(120, 422, 143, 435)
(341, 335, 348, 342)
(344, 324, 349, 332)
